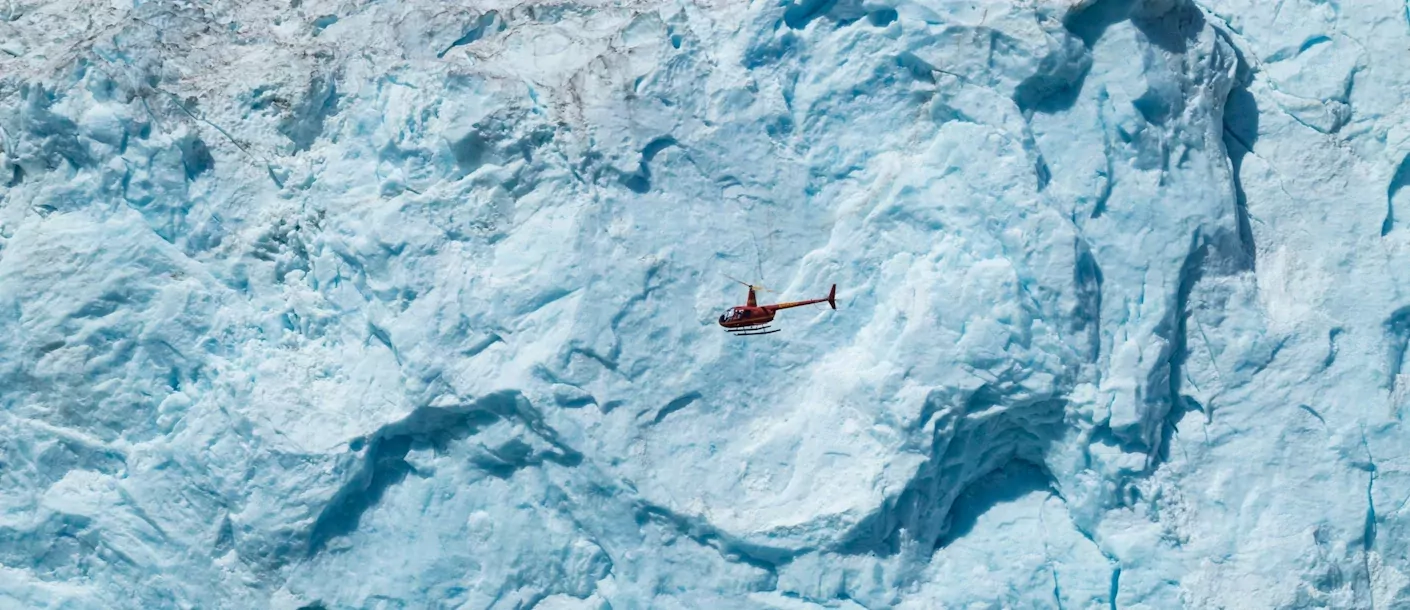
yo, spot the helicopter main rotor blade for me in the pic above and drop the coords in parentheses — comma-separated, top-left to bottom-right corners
(723, 274, 775, 293)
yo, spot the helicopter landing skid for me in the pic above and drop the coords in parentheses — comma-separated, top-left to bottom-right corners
(730, 328, 780, 336)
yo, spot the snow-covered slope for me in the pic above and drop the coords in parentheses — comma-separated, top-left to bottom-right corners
(1, 0, 1407, 607)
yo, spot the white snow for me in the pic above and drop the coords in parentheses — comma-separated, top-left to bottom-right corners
(1, 0, 1408, 607)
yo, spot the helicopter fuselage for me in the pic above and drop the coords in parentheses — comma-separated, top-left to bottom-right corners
(718, 306, 775, 328)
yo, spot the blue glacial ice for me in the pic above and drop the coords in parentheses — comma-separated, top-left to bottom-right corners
(1, 0, 1409, 607)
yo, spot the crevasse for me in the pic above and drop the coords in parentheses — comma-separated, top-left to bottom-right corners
(2, 0, 1408, 607)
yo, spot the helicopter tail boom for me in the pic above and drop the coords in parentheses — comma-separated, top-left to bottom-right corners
(767, 284, 839, 312)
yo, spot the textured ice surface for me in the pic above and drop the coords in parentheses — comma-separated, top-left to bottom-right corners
(1, 0, 1408, 607)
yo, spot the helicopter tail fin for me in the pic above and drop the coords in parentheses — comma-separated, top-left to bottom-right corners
(828, 284, 837, 309)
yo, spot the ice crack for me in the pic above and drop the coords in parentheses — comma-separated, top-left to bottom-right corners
(1383, 154, 1410, 236)
(307, 392, 581, 556)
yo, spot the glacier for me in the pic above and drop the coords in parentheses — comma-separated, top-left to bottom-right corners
(1, 0, 1409, 606)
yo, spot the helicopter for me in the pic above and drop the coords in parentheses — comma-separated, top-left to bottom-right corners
(718, 276, 837, 336)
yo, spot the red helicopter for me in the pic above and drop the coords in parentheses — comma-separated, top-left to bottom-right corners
(718, 276, 837, 336)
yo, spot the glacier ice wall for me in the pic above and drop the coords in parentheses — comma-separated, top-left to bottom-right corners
(1, 0, 1408, 607)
